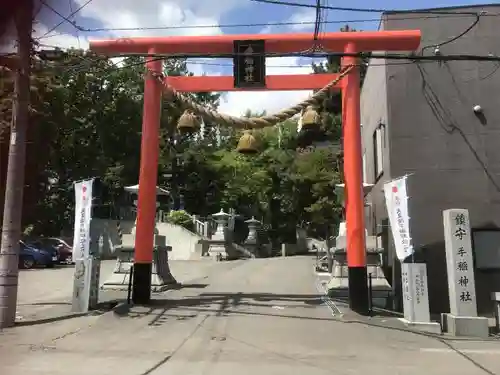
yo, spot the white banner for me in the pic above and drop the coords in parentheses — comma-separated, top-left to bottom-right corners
(383, 176, 414, 261)
(72, 179, 94, 262)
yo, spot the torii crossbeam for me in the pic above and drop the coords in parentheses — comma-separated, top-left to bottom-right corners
(89, 30, 421, 314)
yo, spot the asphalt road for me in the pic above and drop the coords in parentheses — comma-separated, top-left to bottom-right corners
(15, 260, 116, 320)
(2, 256, 500, 375)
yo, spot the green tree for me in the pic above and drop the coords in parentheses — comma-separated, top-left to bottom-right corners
(0, 49, 220, 235)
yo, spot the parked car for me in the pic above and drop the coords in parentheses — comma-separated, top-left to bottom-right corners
(19, 241, 57, 269)
(28, 237, 72, 264)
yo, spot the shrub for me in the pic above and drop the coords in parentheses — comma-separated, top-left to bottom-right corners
(166, 210, 194, 231)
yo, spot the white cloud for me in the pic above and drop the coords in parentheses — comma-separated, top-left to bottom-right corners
(72, 0, 229, 38)
(29, 1, 321, 117)
(219, 56, 315, 116)
(34, 0, 244, 51)
(288, 9, 316, 31)
(186, 58, 224, 76)
(31, 0, 243, 75)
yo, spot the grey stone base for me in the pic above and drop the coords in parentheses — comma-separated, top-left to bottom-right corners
(101, 247, 179, 292)
(398, 318, 442, 334)
(244, 242, 258, 257)
(327, 276, 392, 309)
(207, 241, 229, 260)
(72, 257, 101, 313)
(441, 313, 490, 338)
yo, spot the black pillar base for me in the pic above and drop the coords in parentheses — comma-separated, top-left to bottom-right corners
(132, 262, 152, 305)
(348, 266, 369, 315)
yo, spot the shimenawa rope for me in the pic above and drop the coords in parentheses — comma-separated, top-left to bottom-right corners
(149, 65, 354, 130)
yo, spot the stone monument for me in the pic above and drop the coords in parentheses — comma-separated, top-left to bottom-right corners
(398, 263, 441, 333)
(441, 209, 489, 338)
(100, 184, 178, 292)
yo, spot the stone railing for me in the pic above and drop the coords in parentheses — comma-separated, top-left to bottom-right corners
(190, 214, 211, 238)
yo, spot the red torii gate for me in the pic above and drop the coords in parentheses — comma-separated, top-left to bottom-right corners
(90, 30, 421, 314)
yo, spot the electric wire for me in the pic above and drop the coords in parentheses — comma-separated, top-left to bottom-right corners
(67, 0, 81, 50)
(413, 61, 500, 204)
(420, 12, 481, 55)
(37, 0, 329, 79)
(35, 40, 500, 62)
(313, 0, 321, 40)
(34, 13, 500, 37)
(249, 0, 486, 15)
(37, 0, 94, 39)
(31, 2, 500, 88)
(31, 45, 500, 84)
(32, 6, 499, 65)
(34, 0, 498, 70)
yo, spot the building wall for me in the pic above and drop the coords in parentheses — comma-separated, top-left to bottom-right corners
(362, 5, 500, 314)
(360, 28, 393, 287)
(360, 54, 390, 236)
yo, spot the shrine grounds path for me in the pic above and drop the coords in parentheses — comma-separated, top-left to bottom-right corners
(1, 256, 500, 375)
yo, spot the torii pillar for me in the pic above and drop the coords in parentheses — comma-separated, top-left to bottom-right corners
(89, 30, 421, 313)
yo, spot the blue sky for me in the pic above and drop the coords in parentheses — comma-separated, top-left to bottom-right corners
(33, 0, 493, 114)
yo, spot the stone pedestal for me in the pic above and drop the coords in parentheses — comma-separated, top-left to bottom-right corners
(101, 233, 178, 292)
(493, 292, 500, 332)
(207, 240, 230, 260)
(398, 318, 442, 334)
(72, 257, 101, 313)
(441, 313, 489, 338)
(327, 225, 391, 309)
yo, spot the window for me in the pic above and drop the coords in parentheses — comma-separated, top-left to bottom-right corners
(373, 124, 385, 179)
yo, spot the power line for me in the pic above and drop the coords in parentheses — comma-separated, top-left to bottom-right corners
(75, 51, 500, 62)
(421, 12, 481, 54)
(35, 12, 500, 38)
(67, 0, 82, 50)
(249, 0, 485, 14)
(32, 3, 500, 75)
(39, 0, 81, 32)
(34, 1, 498, 74)
(34, 42, 500, 67)
(313, 0, 322, 41)
(33, 1, 500, 38)
(32, 50, 487, 82)
(165, 59, 434, 69)
(415, 61, 500, 193)
(37, 0, 94, 39)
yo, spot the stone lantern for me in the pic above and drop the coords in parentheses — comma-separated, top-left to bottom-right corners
(245, 217, 260, 243)
(212, 209, 230, 241)
(101, 184, 178, 292)
(207, 209, 231, 260)
(244, 216, 261, 256)
(124, 184, 170, 232)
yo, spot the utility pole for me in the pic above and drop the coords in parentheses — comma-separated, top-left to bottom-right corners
(0, 0, 33, 328)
